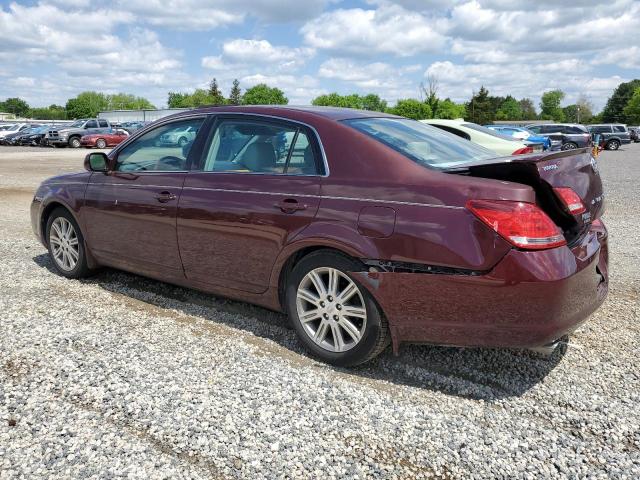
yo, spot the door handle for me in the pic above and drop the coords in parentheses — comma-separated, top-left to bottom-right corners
(275, 198, 307, 213)
(155, 191, 177, 203)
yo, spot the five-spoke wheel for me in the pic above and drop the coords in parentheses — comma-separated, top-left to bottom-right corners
(46, 208, 92, 278)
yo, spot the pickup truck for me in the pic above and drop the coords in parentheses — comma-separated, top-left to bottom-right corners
(587, 124, 632, 150)
(46, 118, 112, 148)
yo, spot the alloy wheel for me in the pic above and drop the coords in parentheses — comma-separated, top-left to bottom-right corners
(49, 217, 80, 272)
(296, 267, 367, 352)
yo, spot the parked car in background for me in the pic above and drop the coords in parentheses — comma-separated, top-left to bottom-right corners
(46, 118, 112, 148)
(422, 119, 544, 156)
(629, 126, 640, 143)
(5, 125, 44, 145)
(19, 125, 54, 146)
(0, 123, 32, 140)
(484, 125, 559, 150)
(120, 121, 150, 134)
(525, 124, 591, 150)
(157, 124, 198, 147)
(31, 106, 608, 366)
(80, 130, 129, 149)
(587, 124, 632, 150)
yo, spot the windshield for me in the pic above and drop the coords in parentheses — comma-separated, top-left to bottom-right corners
(68, 120, 85, 128)
(462, 123, 518, 141)
(343, 118, 498, 168)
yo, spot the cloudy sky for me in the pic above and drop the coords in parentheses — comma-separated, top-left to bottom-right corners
(1, 0, 639, 110)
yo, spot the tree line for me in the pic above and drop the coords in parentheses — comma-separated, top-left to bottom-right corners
(2, 78, 639, 125)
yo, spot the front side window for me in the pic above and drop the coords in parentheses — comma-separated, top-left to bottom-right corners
(86, 120, 98, 128)
(345, 118, 496, 168)
(116, 117, 204, 172)
(201, 119, 319, 175)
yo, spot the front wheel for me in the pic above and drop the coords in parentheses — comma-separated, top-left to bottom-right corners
(95, 138, 107, 149)
(68, 137, 81, 148)
(286, 250, 389, 366)
(606, 140, 620, 150)
(561, 142, 578, 150)
(46, 208, 92, 278)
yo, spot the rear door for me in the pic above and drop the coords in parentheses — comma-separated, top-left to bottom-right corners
(178, 115, 324, 293)
(83, 116, 207, 277)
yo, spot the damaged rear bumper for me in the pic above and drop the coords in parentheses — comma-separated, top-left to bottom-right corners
(353, 221, 608, 353)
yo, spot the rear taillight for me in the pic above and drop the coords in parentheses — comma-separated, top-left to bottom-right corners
(512, 146, 534, 155)
(554, 187, 586, 215)
(466, 199, 567, 250)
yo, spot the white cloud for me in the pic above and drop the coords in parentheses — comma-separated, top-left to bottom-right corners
(301, 5, 446, 57)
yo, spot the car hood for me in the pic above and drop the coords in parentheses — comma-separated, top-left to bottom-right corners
(41, 171, 91, 185)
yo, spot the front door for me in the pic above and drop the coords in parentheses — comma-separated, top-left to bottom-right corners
(177, 116, 324, 293)
(83, 116, 206, 277)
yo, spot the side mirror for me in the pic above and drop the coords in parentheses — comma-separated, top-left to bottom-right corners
(84, 152, 110, 172)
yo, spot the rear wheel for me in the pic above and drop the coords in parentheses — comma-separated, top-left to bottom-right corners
(95, 138, 107, 149)
(46, 208, 92, 278)
(561, 142, 578, 150)
(286, 250, 389, 366)
(68, 137, 81, 148)
(606, 139, 620, 150)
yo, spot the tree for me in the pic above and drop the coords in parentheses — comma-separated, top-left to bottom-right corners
(208, 78, 225, 105)
(0, 97, 30, 117)
(623, 87, 640, 124)
(421, 75, 439, 115)
(360, 93, 387, 112)
(389, 99, 432, 120)
(107, 93, 154, 110)
(518, 98, 537, 119)
(602, 79, 640, 123)
(466, 87, 494, 125)
(495, 96, 522, 121)
(540, 89, 565, 122)
(28, 104, 66, 120)
(242, 84, 288, 105)
(65, 91, 109, 118)
(433, 99, 466, 119)
(563, 95, 593, 123)
(229, 79, 242, 105)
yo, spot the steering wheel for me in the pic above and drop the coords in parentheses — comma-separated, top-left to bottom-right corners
(157, 156, 185, 170)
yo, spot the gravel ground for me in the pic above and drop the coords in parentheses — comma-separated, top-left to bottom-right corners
(0, 145, 638, 479)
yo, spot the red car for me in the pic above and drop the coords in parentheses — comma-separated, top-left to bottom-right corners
(31, 106, 608, 366)
(80, 130, 129, 149)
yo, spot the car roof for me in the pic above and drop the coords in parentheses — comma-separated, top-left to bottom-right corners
(181, 105, 401, 122)
(421, 119, 466, 125)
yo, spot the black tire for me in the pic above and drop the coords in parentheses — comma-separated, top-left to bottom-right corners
(95, 138, 107, 149)
(45, 207, 92, 279)
(561, 142, 578, 150)
(178, 137, 188, 147)
(68, 137, 81, 148)
(285, 250, 390, 367)
(606, 139, 620, 151)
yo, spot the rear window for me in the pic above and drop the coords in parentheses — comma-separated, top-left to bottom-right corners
(462, 123, 515, 140)
(343, 118, 497, 169)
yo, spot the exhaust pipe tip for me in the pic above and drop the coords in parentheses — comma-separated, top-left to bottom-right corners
(528, 340, 561, 358)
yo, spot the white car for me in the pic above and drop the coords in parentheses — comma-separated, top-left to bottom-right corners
(420, 119, 543, 156)
(0, 123, 31, 139)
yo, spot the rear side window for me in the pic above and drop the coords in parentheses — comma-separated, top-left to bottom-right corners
(541, 125, 561, 134)
(613, 125, 627, 132)
(202, 119, 320, 175)
(590, 126, 610, 134)
(98, 120, 109, 128)
(527, 125, 542, 134)
(344, 118, 496, 168)
(565, 125, 588, 134)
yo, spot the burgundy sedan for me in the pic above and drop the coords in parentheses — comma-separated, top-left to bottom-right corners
(80, 130, 129, 149)
(31, 106, 608, 366)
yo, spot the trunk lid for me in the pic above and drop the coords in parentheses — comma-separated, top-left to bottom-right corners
(448, 148, 604, 244)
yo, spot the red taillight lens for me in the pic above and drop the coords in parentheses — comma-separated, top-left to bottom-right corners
(466, 199, 567, 250)
(511, 146, 534, 155)
(554, 187, 586, 215)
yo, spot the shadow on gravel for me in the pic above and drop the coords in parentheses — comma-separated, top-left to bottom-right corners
(33, 253, 566, 401)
